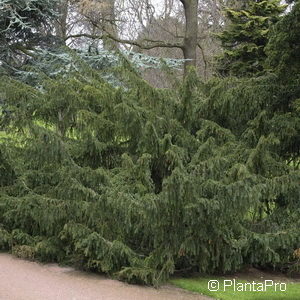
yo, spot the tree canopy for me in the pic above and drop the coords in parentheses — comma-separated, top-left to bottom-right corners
(0, 0, 299, 287)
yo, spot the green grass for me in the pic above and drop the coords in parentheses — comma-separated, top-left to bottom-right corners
(170, 277, 300, 300)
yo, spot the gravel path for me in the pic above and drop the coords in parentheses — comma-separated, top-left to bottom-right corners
(0, 254, 211, 300)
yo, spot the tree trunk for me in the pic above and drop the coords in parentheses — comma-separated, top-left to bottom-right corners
(180, 0, 199, 75)
(54, 0, 69, 45)
(102, 0, 118, 50)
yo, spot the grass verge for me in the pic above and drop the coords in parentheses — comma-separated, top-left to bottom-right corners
(170, 276, 300, 300)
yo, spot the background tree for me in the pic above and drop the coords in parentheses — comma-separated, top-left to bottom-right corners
(77, 0, 118, 50)
(179, 0, 199, 72)
(66, 0, 200, 76)
(265, 0, 300, 79)
(0, 0, 59, 73)
(54, 0, 70, 44)
(216, 0, 286, 77)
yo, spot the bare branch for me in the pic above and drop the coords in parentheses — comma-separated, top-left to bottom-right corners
(65, 33, 184, 50)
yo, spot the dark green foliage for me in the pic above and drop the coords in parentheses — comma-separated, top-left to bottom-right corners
(0, 227, 11, 250)
(265, 0, 300, 79)
(200, 75, 300, 160)
(0, 0, 299, 287)
(0, 58, 299, 285)
(216, 0, 286, 76)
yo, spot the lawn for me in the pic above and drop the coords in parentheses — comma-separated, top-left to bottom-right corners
(170, 276, 300, 300)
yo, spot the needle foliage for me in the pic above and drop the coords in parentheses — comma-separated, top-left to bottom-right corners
(0, 62, 299, 285)
(0, 0, 299, 286)
(216, 0, 286, 77)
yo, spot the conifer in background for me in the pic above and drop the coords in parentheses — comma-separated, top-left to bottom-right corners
(266, 0, 300, 79)
(0, 0, 59, 73)
(216, 0, 286, 77)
